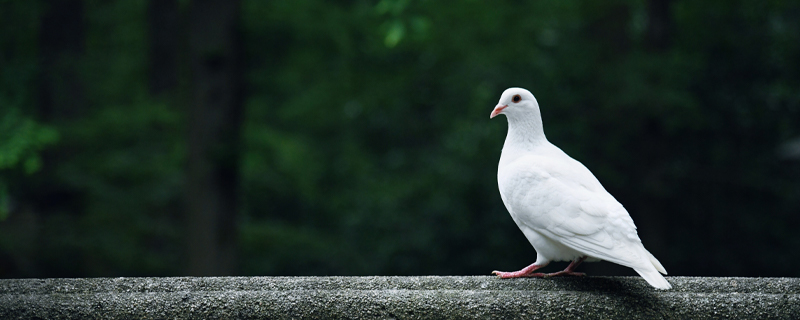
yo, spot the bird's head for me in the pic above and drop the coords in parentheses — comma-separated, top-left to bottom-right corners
(490, 87, 539, 119)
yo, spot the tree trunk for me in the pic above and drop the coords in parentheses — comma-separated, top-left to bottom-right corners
(146, 0, 180, 96)
(185, 0, 243, 276)
(38, 0, 85, 119)
(645, 0, 674, 52)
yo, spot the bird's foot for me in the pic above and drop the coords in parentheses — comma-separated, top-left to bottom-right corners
(491, 262, 548, 279)
(542, 270, 586, 278)
(491, 270, 546, 279)
(542, 256, 587, 277)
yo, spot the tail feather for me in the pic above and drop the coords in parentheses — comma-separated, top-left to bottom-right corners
(634, 266, 672, 289)
(633, 249, 671, 289)
(645, 249, 668, 275)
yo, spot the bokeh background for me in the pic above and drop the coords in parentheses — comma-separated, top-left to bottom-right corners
(1, 0, 799, 279)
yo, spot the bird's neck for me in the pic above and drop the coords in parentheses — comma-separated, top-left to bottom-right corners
(504, 114, 547, 149)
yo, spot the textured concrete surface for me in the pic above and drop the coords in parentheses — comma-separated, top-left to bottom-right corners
(1, 276, 798, 319)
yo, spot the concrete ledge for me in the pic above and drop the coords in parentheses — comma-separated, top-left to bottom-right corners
(1, 276, 798, 319)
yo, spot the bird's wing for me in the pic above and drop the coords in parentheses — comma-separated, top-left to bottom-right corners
(500, 154, 650, 270)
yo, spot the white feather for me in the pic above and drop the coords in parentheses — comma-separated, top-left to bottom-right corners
(493, 87, 671, 289)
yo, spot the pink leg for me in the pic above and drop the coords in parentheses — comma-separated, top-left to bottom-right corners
(491, 261, 550, 279)
(543, 256, 587, 278)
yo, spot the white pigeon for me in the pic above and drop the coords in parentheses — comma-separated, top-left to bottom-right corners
(489, 87, 671, 289)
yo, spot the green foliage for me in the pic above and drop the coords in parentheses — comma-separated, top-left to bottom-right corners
(1, 0, 799, 277)
(0, 112, 58, 173)
(240, 0, 800, 277)
(0, 111, 59, 219)
(0, 1, 54, 221)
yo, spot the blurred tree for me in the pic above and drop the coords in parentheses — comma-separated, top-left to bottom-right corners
(1, 0, 798, 279)
(645, 0, 673, 51)
(147, 0, 180, 96)
(38, 0, 85, 119)
(186, 0, 243, 276)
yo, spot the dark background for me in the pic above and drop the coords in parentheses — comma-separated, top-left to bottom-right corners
(1, 0, 799, 278)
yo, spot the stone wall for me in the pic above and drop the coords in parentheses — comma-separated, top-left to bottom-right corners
(1, 276, 798, 319)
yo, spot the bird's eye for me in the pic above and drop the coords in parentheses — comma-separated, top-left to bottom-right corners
(512, 95, 521, 103)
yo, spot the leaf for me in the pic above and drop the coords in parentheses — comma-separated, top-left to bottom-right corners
(384, 20, 405, 48)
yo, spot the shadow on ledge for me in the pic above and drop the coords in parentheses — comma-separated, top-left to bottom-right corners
(1, 276, 798, 319)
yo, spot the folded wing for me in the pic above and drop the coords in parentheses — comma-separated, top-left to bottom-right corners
(502, 154, 654, 272)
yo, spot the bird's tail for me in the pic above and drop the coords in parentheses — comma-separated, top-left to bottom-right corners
(634, 249, 671, 289)
(646, 249, 668, 275)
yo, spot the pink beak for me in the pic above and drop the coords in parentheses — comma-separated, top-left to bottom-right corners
(490, 104, 507, 119)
